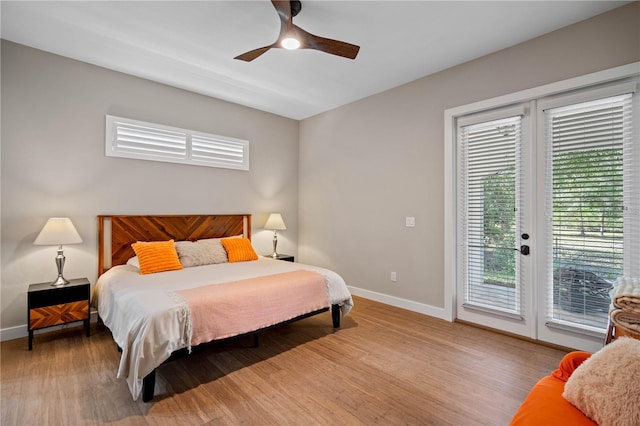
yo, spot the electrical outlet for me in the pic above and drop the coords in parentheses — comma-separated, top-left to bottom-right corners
(405, 217, 415, 227)
(391, 272, 397, 282)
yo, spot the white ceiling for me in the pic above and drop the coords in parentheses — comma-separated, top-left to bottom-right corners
(1, 1, 629, 120)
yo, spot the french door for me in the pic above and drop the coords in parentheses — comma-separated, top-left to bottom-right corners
(455, 80, 638, 352)
(535, 86, 637, 350)
(456, 106, 536, 339)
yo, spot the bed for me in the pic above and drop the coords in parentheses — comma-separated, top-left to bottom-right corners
(93, 214, 353, 402)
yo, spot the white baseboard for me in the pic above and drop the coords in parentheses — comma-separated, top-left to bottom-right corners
(348, 286, 451, 321)
(0, 324, 28, 342)
(1, 312, 100, 342)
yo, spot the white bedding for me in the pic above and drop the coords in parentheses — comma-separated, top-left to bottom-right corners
(92, 256, 353, 400)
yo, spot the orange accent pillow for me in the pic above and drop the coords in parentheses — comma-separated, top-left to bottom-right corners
(552, 351, 591, 382)
(220, 237, 258, 263)
(131, 240, 183, 275)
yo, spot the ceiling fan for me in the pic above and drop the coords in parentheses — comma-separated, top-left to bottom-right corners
(234, 0, 360, 62)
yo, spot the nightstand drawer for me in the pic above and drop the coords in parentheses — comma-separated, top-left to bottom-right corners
(29, 301, 89, 330)
(28, 280, 90, 308)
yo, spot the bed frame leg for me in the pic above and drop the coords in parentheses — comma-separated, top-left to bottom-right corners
(142, 370, 156, 402)
(331, 304, 341, 328)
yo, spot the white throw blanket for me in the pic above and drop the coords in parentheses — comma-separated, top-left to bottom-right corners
(610, 276, 640, 313)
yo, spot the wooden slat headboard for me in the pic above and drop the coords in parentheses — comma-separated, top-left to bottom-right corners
(98, 214, 251, 276)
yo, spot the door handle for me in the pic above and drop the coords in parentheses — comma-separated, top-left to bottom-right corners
(514, 245, 530, 255)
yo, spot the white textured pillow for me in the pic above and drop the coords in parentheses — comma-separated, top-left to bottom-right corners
(126, 256, 140, 269)
(563, 337, 640, 426)
(174, 238, 229, 267)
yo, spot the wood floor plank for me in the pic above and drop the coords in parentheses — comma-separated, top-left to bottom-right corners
(1, 296, 569, 425)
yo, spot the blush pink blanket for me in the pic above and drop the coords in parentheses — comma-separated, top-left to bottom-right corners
(177, 270, 329, 346)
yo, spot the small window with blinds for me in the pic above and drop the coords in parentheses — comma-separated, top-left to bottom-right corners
(458, 115, 524, 317)
(544, 93, 634, 331)
(105, 115, 249, 171)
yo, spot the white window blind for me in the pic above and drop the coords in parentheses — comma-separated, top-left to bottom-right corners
(190, 134, 247, 168)
(458, 115, 524, 316)
(106, 115, 249, 171)
(544, 93, 635, 331)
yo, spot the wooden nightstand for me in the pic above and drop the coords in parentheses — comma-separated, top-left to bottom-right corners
(27, 277, 90, 350)
(272, 254, 294, 262)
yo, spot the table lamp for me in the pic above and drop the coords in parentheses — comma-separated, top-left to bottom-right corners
(264, 213, 286, 258)
(34, 217, 83, 286)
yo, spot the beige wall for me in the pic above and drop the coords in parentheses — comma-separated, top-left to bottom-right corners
(298, 3, 640, 312)
(0, 40, 299, 333)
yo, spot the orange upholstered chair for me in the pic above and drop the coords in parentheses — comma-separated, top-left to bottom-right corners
(510, 351, 596, 426)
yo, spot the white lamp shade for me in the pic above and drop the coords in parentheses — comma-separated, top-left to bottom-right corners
(34, 218, 83, 246)
(264, 213, 287, 230)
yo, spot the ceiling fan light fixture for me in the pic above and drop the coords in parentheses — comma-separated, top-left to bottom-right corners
(281, 37, 300, 50)
(234, 1, 360, 61)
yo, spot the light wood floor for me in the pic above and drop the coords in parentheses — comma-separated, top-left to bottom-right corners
(1, 296, 568, 425)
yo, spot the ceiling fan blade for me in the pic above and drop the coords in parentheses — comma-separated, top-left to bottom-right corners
(234, 45, 274, 62)
(296, 26, 360, 60)
(272, 0, 298, 45)
(271, 0, 292, 22)
(235, 1, 290, 62)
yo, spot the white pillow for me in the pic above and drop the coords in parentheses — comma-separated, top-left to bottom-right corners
(126, 256, 140, 269)
(174, 238, 229, 267)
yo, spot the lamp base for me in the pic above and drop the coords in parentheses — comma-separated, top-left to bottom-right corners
(271, 231, 280, 258)
(51, 275, 70, 287)
(51, 247, 69, 286)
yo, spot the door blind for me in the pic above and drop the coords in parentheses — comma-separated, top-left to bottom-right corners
(544, 93, 634, 331)
(459, 115, 523, 315)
